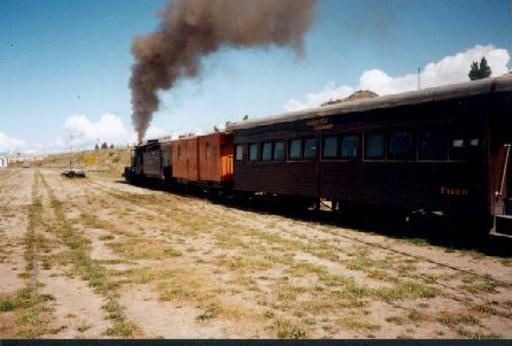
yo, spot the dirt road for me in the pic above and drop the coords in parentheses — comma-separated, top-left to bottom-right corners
(1, 168, 512, 338)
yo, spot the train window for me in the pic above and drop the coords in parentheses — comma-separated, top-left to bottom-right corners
(365, 134, 385, 159)
(274, 141, 285, 160)
(467, 137, 481, 160)
(304, 137, 317, 160)
(205, 143, 211, 160)
(449, 128, 480, 161)
(177, 146, 182, 160)
(341, 135, 358, 158)
(235, 145, 243, 161)
(322, 136, 337, 159)
(450, 139, 466, 160)
(419, 131, 448, 160)
(388, 132, 413, 160)
(249, 143, 258, 161)
(262, 142, 273, 161)
(452, 139, 464, 147)
(289, 139, 302, 160)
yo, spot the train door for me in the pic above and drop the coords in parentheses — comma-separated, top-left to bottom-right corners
(162, 144, 172, 183)
(492, 140, 512, 235)
(495, 144, 511, 213)
(506, 145, 512, 214)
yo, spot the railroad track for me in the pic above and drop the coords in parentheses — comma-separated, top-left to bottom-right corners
(321, 227, 512, 287)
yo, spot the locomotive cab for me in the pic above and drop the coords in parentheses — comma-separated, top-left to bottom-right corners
(125, 139, 173, 185)
(124, 145, 144, 183)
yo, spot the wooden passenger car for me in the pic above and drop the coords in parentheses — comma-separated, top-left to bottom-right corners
(231, 75, 512, 233)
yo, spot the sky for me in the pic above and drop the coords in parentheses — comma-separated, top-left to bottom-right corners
(0, 0, 510, 154)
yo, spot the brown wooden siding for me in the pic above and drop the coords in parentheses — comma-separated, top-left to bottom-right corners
(172, 137, 199, 181)
(234, 161, 317, 196)
(198, 133, 234, 183)
(233, 94, 496, 217)
(171, 133, 233, 184)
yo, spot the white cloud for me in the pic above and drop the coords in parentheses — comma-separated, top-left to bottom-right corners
(284, 82, 354, 112)
(0, 114, 169, 155)
(145, 126, 169, 140)
(0, 132, 25, 153)
(285, 45, 510, 111)
(63, 113, 169, 150)
(64, 113, 128, 149)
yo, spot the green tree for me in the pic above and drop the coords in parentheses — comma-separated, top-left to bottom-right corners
(469, 57, 492, 80)
(479, 57, 491, 78)
(468, 62, 480, 80)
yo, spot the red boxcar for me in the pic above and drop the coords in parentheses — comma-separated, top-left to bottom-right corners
(171, 132, 233, 185)
(198, 133, 233, 183)
(172, 136, 199, 181)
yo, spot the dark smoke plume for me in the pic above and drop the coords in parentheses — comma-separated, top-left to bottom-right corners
(130, 0, 317, 143)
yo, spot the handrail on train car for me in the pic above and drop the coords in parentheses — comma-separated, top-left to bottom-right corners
(497, 144, 511, 198)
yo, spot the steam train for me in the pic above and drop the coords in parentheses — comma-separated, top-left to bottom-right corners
(125, 75, 512, 236)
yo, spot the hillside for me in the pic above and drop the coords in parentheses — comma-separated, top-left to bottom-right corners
(321, 90, 379, 107)
(39, 147, 131, 175)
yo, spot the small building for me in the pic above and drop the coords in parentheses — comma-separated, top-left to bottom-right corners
(0, 156, 8, 168)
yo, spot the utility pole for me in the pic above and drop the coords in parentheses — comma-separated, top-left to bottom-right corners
(69, 133, 74, 170)
(417, 67, 421, 90)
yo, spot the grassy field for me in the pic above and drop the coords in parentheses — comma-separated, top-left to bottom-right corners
(0, 167, 511, 338)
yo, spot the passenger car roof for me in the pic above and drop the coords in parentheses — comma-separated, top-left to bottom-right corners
(230, 74, 512, 131)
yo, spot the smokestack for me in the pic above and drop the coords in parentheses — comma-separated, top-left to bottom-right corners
(130, 0, 317, 143)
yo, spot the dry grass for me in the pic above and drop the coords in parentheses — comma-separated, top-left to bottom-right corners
(9, 171, 53, 338)
(68, 182, 462, 337)
(109, 238, 182, 260)
(437, 311, 481, 327)
(39, 148, 131, 175)
(36, 170, 137, 337)
(8, 168, 509, 339)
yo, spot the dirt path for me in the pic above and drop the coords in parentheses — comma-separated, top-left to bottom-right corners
(1, 169, 120, 338)
(0, 169, 33, 337)
(0, 169, 32, 296)
(2, 168, 512, 339)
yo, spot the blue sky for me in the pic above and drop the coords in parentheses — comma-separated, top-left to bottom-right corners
(0, 0, 510, 153)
